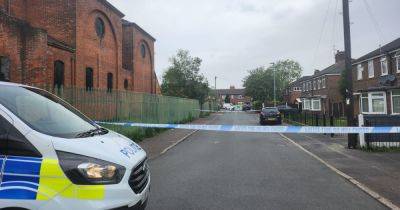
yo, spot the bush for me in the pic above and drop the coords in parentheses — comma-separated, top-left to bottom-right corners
(252, 101, 263, 110)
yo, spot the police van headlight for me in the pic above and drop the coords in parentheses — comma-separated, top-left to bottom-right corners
(57, 151, 126, 185)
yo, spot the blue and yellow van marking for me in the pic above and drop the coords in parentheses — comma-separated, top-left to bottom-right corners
(0, 156, 41, 200)
(0, 156, 105, 201)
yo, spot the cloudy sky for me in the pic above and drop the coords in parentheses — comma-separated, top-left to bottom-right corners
(109, 0, 400, 89)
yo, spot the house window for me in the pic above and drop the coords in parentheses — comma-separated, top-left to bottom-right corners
(357, 64, 363, 80)
(317, 79, 321, 89)
(392, 90, 400, 114)
(396, 54, 400, 73)
(86, 68, 94, 91)
(367, 60, 374, 78)
(303, 99, 311, 110)
(322, 77, 326, 88)
(380, 57, 388, 76)
(361, 92, 386, 114)
(0, 57, 10, 82)
(140, 43, 146, 58)
(311, 98, 321, 111)
(361, 93, 369, 113)
(124, 79, 129, 90)
(313, 81, 316, 90)
(107, 73, 113, 92)
(54, 60, 64, 89)
(95, 18, 105, 38)
(302, 83, 305, 92)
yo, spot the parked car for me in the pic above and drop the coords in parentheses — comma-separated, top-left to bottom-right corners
(223, 103, 234, 111)
(277, 104, 296, 112)
(259, 107, 282, 125)
(0, 82, 150, 210)
(242, 102, 252, 111)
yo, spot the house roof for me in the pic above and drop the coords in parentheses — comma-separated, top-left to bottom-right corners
(313, 61, 345, 78)
(289, 76, 311, 87)
(354, 38, 400, 63)
(216, 88, 245, 95)
(98, 0, 125, 17)
(122, 20, 156, 41)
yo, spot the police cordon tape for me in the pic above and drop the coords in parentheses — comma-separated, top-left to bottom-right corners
(97, 122, 400, 134)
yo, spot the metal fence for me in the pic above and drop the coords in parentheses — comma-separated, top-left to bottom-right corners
(41, 86, 202, 124)
(282, 111, 347, 137)
(364, 115, 400, 148)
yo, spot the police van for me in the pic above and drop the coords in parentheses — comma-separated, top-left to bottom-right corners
(0, 82, 150, 210)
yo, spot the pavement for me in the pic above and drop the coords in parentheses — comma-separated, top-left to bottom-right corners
(138, 114, 220, 160)
(141, 112, 391, 210)
(283, 132, 400, 208)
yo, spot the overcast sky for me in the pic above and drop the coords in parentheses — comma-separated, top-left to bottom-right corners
(109, 0, 400, 89)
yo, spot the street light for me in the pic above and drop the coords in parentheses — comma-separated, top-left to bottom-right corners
(270, 62, 276, 107)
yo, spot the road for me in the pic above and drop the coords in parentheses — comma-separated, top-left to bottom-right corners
(147, 112, 387, 210)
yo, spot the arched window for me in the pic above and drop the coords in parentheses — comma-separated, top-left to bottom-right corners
(95, 17, 105, 38)
(0, 57, 10, 82)
(140, 43, 146, 58)
(86, 68, 94, 91)
(124, 79, 129, 90)
(54, 60, 64, 89)
(107, 73, 113, 92)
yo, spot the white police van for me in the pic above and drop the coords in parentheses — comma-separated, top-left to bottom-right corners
(0, 82, 150, 210)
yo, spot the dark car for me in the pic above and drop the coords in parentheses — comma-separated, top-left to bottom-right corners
(277, 104, 296, 112)
(242, 102, 252, 111)
(259, 107, 282, 125)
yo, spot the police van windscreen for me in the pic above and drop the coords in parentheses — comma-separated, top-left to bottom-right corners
(0, 85, 98, 138)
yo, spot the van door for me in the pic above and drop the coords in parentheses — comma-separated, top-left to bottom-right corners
(0, 114, 43, 200)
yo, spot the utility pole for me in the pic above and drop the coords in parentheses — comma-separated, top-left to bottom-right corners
(270, 63, 276, 107)
(215, 76, 217, 91)
(215, 76, 218, 106)
(342, 0, 357, 149)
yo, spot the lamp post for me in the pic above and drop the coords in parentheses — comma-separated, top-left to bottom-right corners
(270, 62, 276, 107)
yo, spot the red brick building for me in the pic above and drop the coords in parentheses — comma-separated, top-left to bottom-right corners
(352, 38, 400, 115)
(0, 0, 160, 94)
(299, 51, 346, 116)
(283, 76, 310, 108)
(216, 86, 251, 105)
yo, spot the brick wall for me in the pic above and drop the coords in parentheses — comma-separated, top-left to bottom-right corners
(123, 22, 156, 93)
(352, 51, 400, 115)
(0, 10, 48, 86)
(0, 0, 161, 94)
(75, 0, 123, 90)
(133, 26, 155, 93)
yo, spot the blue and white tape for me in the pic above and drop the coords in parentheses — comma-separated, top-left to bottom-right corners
(97, 122, 400, 134)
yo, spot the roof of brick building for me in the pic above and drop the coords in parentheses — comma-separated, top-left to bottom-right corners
(354, 38, 400, 64)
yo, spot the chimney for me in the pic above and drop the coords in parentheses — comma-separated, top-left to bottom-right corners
(229, 85, 235, 90)
(335, 50, 345, 63)
(314, 69, 320, 75)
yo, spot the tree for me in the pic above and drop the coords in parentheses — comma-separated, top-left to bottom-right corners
(243, 59, 302, 104)
(224, 94, 231, 103)
(161, 49, 210, 105)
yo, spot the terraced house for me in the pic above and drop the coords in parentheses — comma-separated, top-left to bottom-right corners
(0, 0, 160, 94)
(283, 76, 310, 108)
(299, 51, 346, 117)
(353, 38, 400, 115)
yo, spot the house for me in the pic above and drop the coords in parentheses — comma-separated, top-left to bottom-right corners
(300, 51, 346, 116)
(283, 76, 310, 108)
(216, 86, 251, 105)
(352, 38, 400, 115)
(0, 0, 160, 94)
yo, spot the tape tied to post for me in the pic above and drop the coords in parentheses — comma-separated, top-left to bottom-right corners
(96, 122, 400, 134)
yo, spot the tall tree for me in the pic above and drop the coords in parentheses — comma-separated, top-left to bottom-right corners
(243, 59, 302, 104)
(161, 49, 210, 105)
